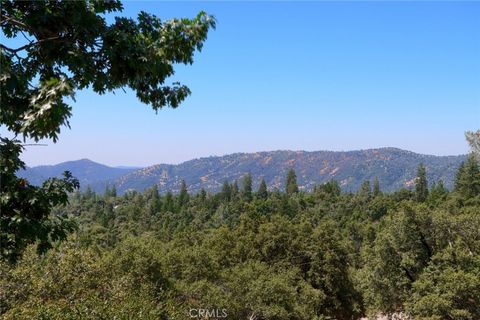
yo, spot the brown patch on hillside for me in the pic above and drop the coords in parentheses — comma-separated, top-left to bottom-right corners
(263, 156, 273, 165)
(285, 159, 296, 166)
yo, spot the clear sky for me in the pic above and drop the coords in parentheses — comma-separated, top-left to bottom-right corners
(11, 1, 480, 167)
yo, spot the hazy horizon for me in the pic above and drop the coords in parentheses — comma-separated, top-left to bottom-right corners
(3, 1, 479, 167)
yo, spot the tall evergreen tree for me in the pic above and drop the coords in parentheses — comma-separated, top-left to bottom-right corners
(455, 154, 480, 199)
(178, 180, 189, 207)
(373, 177, 381, 197)
(199, 188, 207, 202)
(241, 173, 253, 202)
(221, 180, 232, 202)
(257, 179, 268, 199)
(415, 163, 429, 202)
(428, 180, 448, 204)
(150, 184, 161, 214)
(111, 185, 117, 198)
(231, 180, 239, 199)
(163, 191, 175, 212)
(83, 186, 96, 200)
(286, 169, 299, 196)
(359, 180, 372, 198)
(104, 184, 117, 198)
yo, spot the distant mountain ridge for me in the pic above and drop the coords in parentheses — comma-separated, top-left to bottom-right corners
(20, 148, 466, 194)
(18, 159, 137, 191)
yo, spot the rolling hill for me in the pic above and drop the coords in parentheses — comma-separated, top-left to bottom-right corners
(18, 159, 137, 191)
(19, 148, 466, 194)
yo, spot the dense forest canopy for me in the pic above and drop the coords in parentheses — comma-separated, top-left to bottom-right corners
(1, 158, 480, 319)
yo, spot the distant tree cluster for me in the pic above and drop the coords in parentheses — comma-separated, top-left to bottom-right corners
(217, 169, 298, 203)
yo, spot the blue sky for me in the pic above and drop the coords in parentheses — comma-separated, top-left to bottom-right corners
(12, 1, 480, 166)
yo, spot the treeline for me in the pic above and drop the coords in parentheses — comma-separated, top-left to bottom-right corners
(1, 157, 480, 319)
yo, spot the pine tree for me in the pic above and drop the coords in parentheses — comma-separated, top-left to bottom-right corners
(231, 180, 239, 199)
(111, 185, 117, 198)
(428, 180, 448, 204)
(84, 186, 96, 200)
(150, 184, 161, 214)
(104, 184, 117, 198)
(199, 188, 207, 202)
(241, 173, 253, 201)
(163, 191, 175, 212)
(286, 169, 299, 196)
(373, 177, 381, 197)
(435, 180, 447, 194)
(455, 154, 480, 199)
(415, 163, 429, 202)
(221, 180, 232, 202)
(359, 180, 372, 198)
(257, 179, 268, 199)
(178, 180, 189, 207)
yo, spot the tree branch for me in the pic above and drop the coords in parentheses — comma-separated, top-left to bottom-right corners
(1, 14, 35, 34)
(14, 36, 63, 53)
(0, 43, 15, 52)
(1, 35, 64, 55)
(19, 29, 33, 43)
(21, 144, 48, 147)
(0, 15, 13, 26)
(0, 43, 24, 61)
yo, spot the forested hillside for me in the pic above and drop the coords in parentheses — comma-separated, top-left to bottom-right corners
(20, 148, 465, 194)
(115, 148, 465, 194)
(2, 156, 479, 319)
(18, 159, 136, 189)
